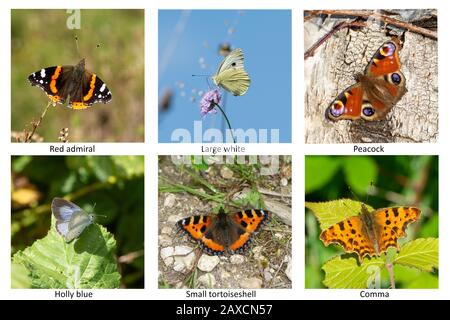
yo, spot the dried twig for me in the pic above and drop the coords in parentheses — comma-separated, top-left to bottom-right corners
(24, 101, 52, 143)
(305, 10, 437, 39)
(304, 21, 366, 59)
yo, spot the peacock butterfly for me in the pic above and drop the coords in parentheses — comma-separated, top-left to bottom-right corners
(326, 38, 407, 121)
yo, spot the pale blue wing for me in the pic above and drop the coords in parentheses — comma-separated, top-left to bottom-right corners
(64, 211, 94, 242)
(51, 198, 82, 222)
(55, 221, 69, 238)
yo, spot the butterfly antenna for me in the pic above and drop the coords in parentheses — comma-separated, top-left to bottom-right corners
(75, 35, 81, 58)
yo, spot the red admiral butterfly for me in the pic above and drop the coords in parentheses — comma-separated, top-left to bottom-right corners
(177, 208, 271, 255)
(28, 58, 112, 110)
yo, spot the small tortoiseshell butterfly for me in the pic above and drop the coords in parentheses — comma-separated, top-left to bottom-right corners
(177, 208, 271, 255)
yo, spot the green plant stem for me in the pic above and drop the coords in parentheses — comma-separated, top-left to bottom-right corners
(214, 103, 236, 143)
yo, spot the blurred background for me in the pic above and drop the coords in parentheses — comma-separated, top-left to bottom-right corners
(11, 155, 144, 288)
(305, 155, 438, 288)
(158, 10, 292, 143)
(11, 9, 144, 142)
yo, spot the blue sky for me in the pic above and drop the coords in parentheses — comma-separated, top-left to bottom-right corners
(158, 10, 291, 143)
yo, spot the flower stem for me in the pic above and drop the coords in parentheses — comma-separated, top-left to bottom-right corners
(214, 103, 236, 143)
(25, 101, 52, 142)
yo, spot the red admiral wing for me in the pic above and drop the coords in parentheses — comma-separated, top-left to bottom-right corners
(28, 58, 112, 110)
(28, 65, 67, 105)
(73, 68, 112, 109)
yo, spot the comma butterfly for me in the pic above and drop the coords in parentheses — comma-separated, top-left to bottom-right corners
(320, 203, 420, 261)
(177, 208, 271, 255)
(326, 38, 407, 121)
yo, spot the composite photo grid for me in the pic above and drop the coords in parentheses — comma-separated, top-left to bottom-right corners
(0, 0, 447, 305)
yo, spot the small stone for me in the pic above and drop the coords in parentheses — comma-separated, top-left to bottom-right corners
(220, 167, 234, 179)
(239, 277, 262, 289)
(252, 246, 263, 260)
(164, 194, 176, 207)
(264, 270, 273, 282)
(221, 271, 231, 280)
(280, 177, 288, 186)
(198, 254, 220, 272)
(274, 233, 283, 240)
(159, 234, 172, 247)
(174, 245, 194, 256)
(198, 273, 216, 288)
(285, 260, 292, 281)
(229, 255, 245, 264)
(168, 215, 183, 223)
(163, 256, 174, 267)
(160, 247, 174, 260)
(161, 226, 172, 235)
(173, 252, 196, 272)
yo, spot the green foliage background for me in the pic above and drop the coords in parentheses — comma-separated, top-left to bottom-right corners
(11, 9, 144, 142)
(305, 155, 438, 289)
(11, 156, 144, 288)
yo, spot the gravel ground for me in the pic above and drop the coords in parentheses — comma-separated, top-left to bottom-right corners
(158, 156, 292, 289)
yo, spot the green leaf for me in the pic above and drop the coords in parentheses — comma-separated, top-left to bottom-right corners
(112, 156, 145, 178)
(305, 156, 341, 194)
(11, 261, 32, 288)
(191, 155, 209, 171)
(12, 216, 120, 289)
(395, 238, 438, 272)
(342, 156, 378, 195)
(419, 213, 439, 238)
(305, 199, 373, 230)
(322, 255, 385, 289)
(393, 264, 438, 289)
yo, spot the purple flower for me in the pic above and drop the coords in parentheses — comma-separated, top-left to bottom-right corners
(199, 89, 221, 117)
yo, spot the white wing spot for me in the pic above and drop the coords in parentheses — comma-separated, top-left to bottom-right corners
(39, 80, 44, 84)
(100, 83, 106, 92)
(40, 69, 46, 78)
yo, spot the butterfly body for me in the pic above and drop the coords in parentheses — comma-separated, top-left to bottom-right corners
(51, 197, 94, 242)
(28, 58, 112, 110)
(326, 39, 406, 121)
(320, 204, 421, 261)
(177, 208, 270, 255)
(212, 48, 251, 96)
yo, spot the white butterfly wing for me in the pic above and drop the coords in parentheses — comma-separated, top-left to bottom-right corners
(213, 48, 251, 96)
(214, 68, 251, 96)
(215, 48, 245, 75)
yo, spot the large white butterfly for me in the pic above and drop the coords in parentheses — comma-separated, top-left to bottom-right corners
(51, 198, 94, 242)
(212, 48, 251, 96)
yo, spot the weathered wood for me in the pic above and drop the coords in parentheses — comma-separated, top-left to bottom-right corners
(304, 12, 438, 143)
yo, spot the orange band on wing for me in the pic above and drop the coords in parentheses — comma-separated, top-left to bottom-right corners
(83, 74, 97, 101)
(49, 66, 62, 94)
(201, 238, 225, 252)
(233, 209, 269, 233)
(230, 233, 251, 251)
(180, 216, 211, 240)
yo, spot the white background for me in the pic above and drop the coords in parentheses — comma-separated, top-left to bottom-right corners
(1, 0, 444, 300)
